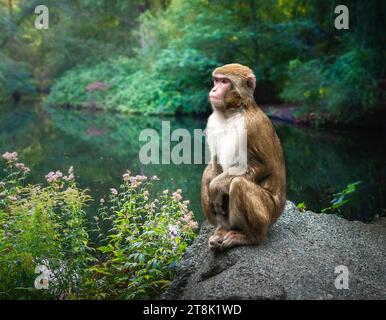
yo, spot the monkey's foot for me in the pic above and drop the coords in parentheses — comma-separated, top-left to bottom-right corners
(215, 230, 252, 252)
(208, 227, 228, 250)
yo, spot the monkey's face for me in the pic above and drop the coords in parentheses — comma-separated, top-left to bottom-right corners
(210, 64, 257, 113)
(209, 75, 234, 111)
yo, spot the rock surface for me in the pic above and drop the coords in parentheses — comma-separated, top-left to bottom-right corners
(163, 201, 386, 300)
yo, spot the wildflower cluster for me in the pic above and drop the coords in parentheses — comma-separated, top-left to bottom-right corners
(0, 152, 92, 299)
(91, 170, 198, 299)
(45, 166, 75, 184)
(2, 151, 18, 162)
(1, 152, 31, 208)
(1, 151, 198, 300)
(2, 151, 30, 174)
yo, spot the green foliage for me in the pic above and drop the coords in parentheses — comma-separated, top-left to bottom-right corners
(0, 153, 92, 299)
(46, 0, 384, 122)
(2, 0, 384, 118)
(296, 201, 306, 212)
(281, 47, 380, 124)
(48, 49, 217, 114)
(47, 57, 134, 109)
(0, 54, 35, 98)
(321, 181, 361, 214)
(0, 151, 198, 299)
(89, 173, 198, 299)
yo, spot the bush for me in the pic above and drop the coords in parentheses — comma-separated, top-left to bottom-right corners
(0, 152, 92, 299)
(47, 57, 135, 109)
(0, 152, 198, 299)
(89, 172, 198, 299)
(48, 48, 217, 115)
(281, 47, 380, 124)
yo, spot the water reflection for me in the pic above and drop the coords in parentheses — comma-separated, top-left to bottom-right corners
(1, 101, 385, 222)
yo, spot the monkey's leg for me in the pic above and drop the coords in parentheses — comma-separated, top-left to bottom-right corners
(215, 176, 275, 251)
(201, 163, 222, 225)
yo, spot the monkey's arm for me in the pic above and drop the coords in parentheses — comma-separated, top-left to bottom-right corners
(243, 119, 275, 183)
(244, 157, 270, 183)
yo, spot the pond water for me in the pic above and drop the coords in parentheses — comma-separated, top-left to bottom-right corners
(1, 100, 385, 222)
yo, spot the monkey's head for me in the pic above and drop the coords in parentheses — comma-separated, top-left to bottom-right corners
(209, 63, 256, 112)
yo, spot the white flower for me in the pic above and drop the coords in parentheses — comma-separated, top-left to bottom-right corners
(167, 224, 179, 239)
(63, 166, 75, 181)
(122, 170, 131, 182)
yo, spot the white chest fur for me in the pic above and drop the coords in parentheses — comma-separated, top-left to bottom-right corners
(206, 111, 247, 172)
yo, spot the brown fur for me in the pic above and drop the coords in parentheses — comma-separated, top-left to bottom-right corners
(202, 63, 286, 251)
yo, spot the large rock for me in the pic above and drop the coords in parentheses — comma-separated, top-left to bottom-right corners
(163, 201, 386, 300)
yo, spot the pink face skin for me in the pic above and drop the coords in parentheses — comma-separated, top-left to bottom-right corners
(209, 75, 232, 109)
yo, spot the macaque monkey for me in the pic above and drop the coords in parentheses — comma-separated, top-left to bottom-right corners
(201, 63, 286, 251)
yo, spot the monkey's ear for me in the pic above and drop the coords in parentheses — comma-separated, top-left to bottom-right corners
(246, 76, 256, 90)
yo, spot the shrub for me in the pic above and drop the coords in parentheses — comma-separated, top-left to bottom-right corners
(47, 56, 135, 109)
(89, 171, 198, 299)
(0, 152, 93, 299)
(0, 152, 198, 299)
(47, 48, 216, 115)
(281, 47, 380, 124)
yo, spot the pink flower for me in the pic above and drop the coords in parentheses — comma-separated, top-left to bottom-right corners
(172, 191, 182, 202)
(86, 81, 107, 92)
(2, 152, 18, 162)
(128, 174, 147, 188)
(188, 220, 199, 230)
(45, 171, 63, 183)
(183, 220, 199, 231)
(181, 211, 194, 223)
(15, 162, 30, 173)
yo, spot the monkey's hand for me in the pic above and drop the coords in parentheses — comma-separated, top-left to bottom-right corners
(209, 175, 230, 216)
